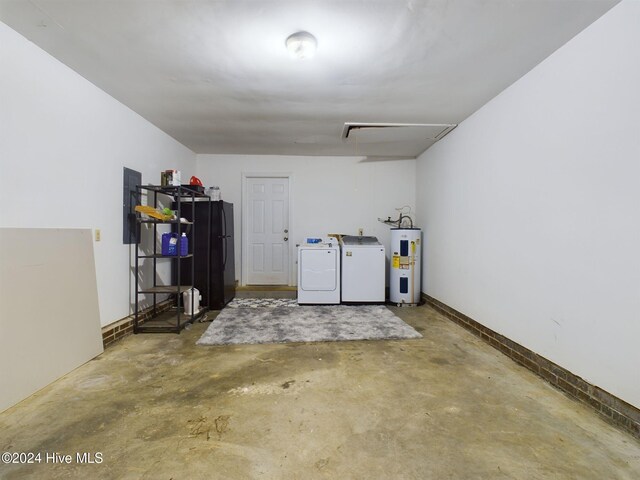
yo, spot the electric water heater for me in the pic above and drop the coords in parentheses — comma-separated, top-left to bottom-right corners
(390, 228, 422, 305)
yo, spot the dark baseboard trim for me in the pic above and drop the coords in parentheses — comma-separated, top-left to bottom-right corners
(101, 300, 173, 348)
(423, 293, 640, 439)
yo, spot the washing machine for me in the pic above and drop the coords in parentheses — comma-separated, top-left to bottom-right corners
(297, 237, 341, 304)
(340, 235, 386, 302)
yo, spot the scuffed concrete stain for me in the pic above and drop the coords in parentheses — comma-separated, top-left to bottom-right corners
(227, 379, 305, 396)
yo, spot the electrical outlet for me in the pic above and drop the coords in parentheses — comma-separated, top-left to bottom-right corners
(358, 228, 363, 236)
(95, 229, 101, 242)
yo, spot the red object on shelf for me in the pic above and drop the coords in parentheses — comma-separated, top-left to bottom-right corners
(190, 176, 203, 186)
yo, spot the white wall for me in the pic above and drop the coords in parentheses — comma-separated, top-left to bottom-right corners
(0, 22, 197, 326)
(196, 155, 416, 285)
(416, 0, 640, 407)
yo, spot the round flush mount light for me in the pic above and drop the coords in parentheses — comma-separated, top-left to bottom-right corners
(285, 31, 317, 60)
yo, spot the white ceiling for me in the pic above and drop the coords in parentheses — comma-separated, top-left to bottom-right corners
(0, 0, 618, 157)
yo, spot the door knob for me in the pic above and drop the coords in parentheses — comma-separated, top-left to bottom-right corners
(284, 229, 289, 233)
(284, 237, 289, 241)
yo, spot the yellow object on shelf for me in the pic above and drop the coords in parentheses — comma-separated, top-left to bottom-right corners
(135, 205, 173, 221)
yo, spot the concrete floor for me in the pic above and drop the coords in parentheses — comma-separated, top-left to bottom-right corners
(1, 302, 639, 479)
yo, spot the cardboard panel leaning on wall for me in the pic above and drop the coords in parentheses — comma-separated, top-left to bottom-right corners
(0, 228, 103, 412)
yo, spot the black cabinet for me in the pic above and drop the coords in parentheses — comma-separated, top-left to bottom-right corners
(176, 201, 235, 310)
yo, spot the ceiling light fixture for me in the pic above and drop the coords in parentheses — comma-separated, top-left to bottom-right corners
(285, 31, 317, 60)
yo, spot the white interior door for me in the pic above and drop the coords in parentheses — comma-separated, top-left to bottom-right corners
(245, 177, 290, 285)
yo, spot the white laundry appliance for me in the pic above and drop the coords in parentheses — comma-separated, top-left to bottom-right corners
(297, 236, 341, 304)
(340, 235, 386, 302)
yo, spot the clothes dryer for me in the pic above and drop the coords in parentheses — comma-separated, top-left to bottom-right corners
(297, 237, 340, 304)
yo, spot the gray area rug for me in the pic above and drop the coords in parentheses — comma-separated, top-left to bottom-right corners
(196, 302, 422, 346)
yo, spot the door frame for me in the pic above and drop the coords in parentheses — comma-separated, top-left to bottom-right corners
(241, 172, 294, 287)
